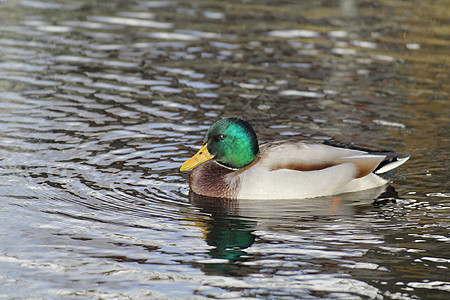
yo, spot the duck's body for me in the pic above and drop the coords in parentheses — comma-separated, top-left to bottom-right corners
(181, 118, 409, 200)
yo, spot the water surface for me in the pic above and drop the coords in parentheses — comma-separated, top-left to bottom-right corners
(0, 0, 449, 298)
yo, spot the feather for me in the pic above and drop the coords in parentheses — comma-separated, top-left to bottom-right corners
(375, 156, 410, 174)
(338, 155, 386, 178)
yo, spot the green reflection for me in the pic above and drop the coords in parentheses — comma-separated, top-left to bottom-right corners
(189, 192, 257, 276)
(205, 215, 256, 261)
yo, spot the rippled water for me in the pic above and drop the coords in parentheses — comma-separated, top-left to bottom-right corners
(0, 0, 449, 298)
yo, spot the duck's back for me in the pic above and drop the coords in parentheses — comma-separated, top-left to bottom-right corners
(234, 142, 404, 200)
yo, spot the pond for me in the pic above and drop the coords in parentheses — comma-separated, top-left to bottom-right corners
(0, 0, 449, 298)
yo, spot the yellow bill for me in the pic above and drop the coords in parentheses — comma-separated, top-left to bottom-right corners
(180, 144, 214, 171)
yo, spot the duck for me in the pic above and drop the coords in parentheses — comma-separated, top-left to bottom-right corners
(180, 118, 409, 200)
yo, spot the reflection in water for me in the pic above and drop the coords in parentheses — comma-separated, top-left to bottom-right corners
(204, 217, 255, 262)
(191, 185, 397, 220)
(190, 192, 257, 276)
(195, 216, 257, 276)
(190, 186, 400, 279)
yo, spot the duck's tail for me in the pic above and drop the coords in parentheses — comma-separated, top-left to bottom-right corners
(322, 140, 410, 180)
(374, 156, 410, 180)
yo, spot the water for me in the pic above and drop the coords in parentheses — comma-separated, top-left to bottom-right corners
(0, 0, 449, 298)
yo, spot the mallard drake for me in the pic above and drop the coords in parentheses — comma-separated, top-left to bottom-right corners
(180, 118, 409, 200)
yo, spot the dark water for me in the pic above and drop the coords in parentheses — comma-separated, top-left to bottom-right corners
(0, 0, 449, 298)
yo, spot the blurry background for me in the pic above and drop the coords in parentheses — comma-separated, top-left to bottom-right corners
(0, 0, 448, 298)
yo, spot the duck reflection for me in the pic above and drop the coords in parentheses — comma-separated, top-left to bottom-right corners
(189, 185, 398, 276)
(191, 185, 398, 221)
(191, 193, 256, 258)
(200, 212, 256, 261)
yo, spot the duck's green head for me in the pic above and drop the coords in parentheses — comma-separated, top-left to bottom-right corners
(180, 118, 260, 171)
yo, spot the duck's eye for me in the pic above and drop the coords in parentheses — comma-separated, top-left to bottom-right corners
(218, 134, 227, 140)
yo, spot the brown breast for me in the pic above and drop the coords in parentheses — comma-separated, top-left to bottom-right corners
(189, 160, 241, 199)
